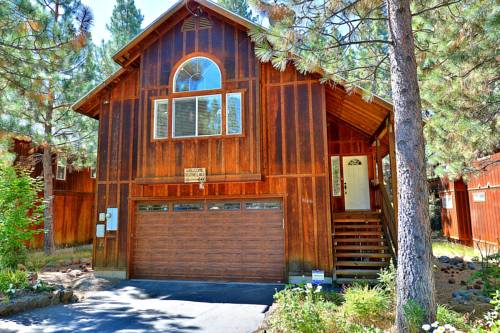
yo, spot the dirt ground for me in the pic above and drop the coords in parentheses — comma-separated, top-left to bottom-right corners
(433, 258, 492, 319)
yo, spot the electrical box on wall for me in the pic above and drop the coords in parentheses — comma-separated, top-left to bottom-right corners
(106, 208, 118, 231)
(96, 224, 105, 238)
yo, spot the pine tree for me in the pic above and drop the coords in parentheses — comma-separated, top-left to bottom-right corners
(97, 0, 143, 79)
(249, 0, 445, 329)
(219, 0, 257, 22)
(414, 0, 499, 178)
(0, 0, 97, 254)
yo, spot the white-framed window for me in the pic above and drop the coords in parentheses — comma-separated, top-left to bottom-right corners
(154, 99, 169, 139)
(442, 195, 453, 209)
(226, 92, 242, 135)
(331, 156, 341, 196)
(90, 167, 97, 179)
(56, 163, 66, 180)
(173, 94, 222, 138)
(173, 57, 222, 92)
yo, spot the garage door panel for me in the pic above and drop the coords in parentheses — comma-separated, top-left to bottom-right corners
(132, 199, 285, 282)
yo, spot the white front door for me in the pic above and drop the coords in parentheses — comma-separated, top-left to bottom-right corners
(343, 155, 370, 210)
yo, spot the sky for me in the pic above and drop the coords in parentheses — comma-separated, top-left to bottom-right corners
(81, 0, 179, 42)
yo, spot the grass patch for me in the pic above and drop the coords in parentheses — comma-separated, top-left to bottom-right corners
(432, 240, 478, 259)
(26, 246, 92, 271)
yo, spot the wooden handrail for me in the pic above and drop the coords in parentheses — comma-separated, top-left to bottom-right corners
(377, 183, 398, 258)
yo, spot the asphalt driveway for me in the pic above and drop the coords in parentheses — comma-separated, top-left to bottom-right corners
(0, 280, 283, 333)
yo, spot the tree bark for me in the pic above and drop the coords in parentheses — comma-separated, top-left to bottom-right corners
(386, 0, 436, 331)
(42, 144, 55, 254)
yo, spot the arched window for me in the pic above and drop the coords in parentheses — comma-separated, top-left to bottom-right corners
(173, 57, 221, 92)
(152, 55, 243, 139)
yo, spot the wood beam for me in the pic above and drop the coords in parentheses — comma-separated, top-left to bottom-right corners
(387, 117, 398, 227)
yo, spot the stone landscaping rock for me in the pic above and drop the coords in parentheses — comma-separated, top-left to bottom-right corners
(450, 256, 464, 265)
(80, 258, 91, 265)
(72, 258, 80, 265)
(439, 256, 450, 263)
(67, 270, 82, 278)
(448, 278, 456, 284)
(0, 289, 77, 317)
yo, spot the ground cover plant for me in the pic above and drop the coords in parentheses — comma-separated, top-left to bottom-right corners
(265, 259, 498, 332)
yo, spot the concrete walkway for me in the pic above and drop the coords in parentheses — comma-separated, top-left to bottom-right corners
(0, 280, 283, 333)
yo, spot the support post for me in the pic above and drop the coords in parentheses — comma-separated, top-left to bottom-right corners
(388, 117, 398, 228)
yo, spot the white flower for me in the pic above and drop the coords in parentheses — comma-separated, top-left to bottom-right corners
(444, 324, 455, 331)
(314, 285, 322, 293)
(422, 324, 431, 331)
(306, 283, 312, 289)
(435, 326, 445, 333)
(432, 321, 440, 328)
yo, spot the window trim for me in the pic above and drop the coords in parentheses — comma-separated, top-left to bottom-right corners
(56, 163, 66, 181)
(90, 167, 97, 179)
(153, 98, 169, 139)
(173, 56, 222, 93)
(225, 92, 243, 135)
(172, 93, 222, 138)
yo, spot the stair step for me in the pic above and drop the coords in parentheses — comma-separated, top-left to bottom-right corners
(336, 245, 388, 251)
(336, 261, 389, 267)
(334, 231, 384, 236)
(334, 238, 385, 243)
(334, 225, 382, 229)
(335, 278, 379, 285)
(334, 218, 381, 223)
(336, 252, 392, 258)
(336, 269, 381, 276)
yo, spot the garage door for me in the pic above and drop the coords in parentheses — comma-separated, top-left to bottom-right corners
(131, 199, 285, 282)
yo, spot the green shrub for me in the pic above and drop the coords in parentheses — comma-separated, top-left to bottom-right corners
(378, 260, 396, 301)
(437, 305, 471, 331)
(0, 269, 29, 294)
(339, 284, 393, 328)
(267, 284, 338, 333)
(0, 167, 43, 268)
(470, 252, 500, 296)
(403, 299, 426, 333)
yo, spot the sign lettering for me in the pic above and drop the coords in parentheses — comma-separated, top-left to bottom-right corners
(184, 168, 206, 183)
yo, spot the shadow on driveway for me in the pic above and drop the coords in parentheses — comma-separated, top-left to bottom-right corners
(0, 280, 283, 333)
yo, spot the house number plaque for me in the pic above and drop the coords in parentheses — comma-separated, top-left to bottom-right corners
(184, 168, 206, 183)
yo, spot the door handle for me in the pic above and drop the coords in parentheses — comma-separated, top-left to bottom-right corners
(344, 182, 347, 195)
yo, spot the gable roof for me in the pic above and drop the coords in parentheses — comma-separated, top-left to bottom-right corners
(72, 0, 392, 121)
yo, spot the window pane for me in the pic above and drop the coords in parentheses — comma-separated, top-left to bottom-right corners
(56, 165, 66, 180)
(174, 57, 221, 92)
(154, 100, 168, 139)
(198, 95, 221, 136)
(226, 93, 242, 135)
(173, 98, 196, 137)
(173, 202, 204, 211)
(138, 204, 169, 212)
(331, 156, 341, 196)
(245, 201, 281, 210)
(208, 202, 241, 211)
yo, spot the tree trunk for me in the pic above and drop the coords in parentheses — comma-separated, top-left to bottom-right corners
(386, 0, 436, 331)
(42, 145, 55, 254)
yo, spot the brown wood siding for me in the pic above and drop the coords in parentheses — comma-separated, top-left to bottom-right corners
(467, 153, 500, 250)
(92, 10, 333, 278)
(440, 178, 473, 245)
(9, 138, 95, 248)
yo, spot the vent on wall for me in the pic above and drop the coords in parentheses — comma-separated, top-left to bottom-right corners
(181, 16, 212, 32)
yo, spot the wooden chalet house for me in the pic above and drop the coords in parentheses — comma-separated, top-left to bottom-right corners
(7, 136, 96, 248)
(72, 0, 398, 284)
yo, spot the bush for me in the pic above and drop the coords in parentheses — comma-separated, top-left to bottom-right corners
(339, 284, 393, 328)
(437, 305, 471, 331)
(0, 269, 29, 294)
(470, 252, 500, 296)
(268, 284, 338, 333)
(0, 167, 43, 268)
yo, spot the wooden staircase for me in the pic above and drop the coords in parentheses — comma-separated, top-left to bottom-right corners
(333, 211, 394, 284)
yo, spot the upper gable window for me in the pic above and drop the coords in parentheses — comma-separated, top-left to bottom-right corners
(173, 57, 221, 92)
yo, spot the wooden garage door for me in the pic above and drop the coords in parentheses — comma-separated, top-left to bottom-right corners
(131, 199, 285, 282)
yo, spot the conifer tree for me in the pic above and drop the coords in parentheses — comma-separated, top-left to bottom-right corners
(219, 0, 257, 22)
(97, 0, 144, 79)
(248, 1, 462, 330)
(0, 0, 97, 254)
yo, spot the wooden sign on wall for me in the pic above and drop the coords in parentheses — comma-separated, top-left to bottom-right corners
(184, 168, 206, 183)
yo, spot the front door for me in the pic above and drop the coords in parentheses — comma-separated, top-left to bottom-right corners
(342, 155, 370, 210)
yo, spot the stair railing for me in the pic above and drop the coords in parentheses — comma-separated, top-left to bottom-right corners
(376, 183, 398, 259)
